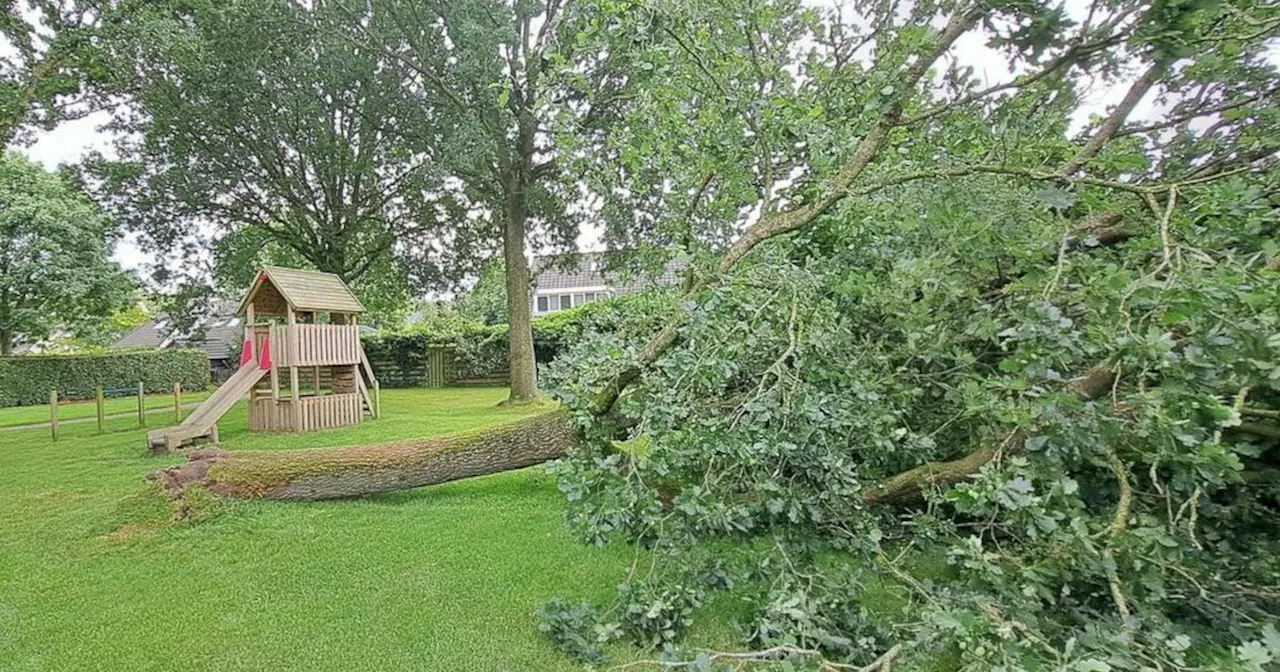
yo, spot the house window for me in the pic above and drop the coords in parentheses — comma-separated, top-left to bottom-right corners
(536, 296, 549, 313)
(559, 295, 572, 310)
(584, 293, 596, 303)
(573, 293, 585, 306)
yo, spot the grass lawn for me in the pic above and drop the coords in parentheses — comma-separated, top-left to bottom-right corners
(0, 387, 694, 671)
(0, 389, 214, 428)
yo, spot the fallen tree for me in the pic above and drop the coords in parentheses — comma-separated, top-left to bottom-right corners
(149, 412, 579, 500)
(146, 0, 1256, 510)
(149, 365, 1118, 504)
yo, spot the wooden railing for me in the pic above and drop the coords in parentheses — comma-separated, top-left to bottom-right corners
(291, 324, 362, 367)
(253, 324, 361, 367)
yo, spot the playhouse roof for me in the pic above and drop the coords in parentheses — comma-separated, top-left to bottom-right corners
(237, 266, 367, 316)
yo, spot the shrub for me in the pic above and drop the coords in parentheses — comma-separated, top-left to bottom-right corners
(0, 349, 210, 406)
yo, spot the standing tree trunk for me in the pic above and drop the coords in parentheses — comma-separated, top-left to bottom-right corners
(0, 329, 11, 356)
(504, 177, 538, 404)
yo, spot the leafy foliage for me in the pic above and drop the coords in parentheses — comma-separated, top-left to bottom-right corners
(534, 598, 616, 665)
(364, 292, 675, 385)
(0, 348, 208, 406)
(0, 151, 134, 355)
(327, 0, 667, 401)
(90, 0, 450, 292)
(0, 0, 107, 145)
(537, 0, 1280, 668)
(454, 260, 508, 326)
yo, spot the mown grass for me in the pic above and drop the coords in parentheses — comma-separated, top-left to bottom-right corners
(0, 389, 214, 428)
(0, 387, 666, 671)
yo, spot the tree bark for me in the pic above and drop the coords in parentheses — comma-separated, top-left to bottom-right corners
(0, 330, 11, 356)
(148, 411, 579, 501)
(504, 180, 538, 403)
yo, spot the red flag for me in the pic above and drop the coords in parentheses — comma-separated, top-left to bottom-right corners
(240, 339, 255, 367)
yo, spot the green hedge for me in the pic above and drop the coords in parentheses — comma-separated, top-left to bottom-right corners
(362, 292, 673, 387)
(0, 349, 211, 406)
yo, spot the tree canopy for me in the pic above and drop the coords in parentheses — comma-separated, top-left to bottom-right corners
(0, 151, 133, 355)
(537, 0, 1280, 667)
(329, 0, 658, 402)
(0, 0, 107, 145)
(91, 0, 454, 296)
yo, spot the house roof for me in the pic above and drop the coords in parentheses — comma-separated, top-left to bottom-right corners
(237, 266, 366, 315)
(112, 301, 241, 361)
(532, 253, 686, 294)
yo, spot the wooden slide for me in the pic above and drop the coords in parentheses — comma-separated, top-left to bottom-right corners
(147, 361, 266, 453)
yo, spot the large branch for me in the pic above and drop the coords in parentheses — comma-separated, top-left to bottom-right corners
(1058, 60, 1166, 176)
(716, 9, 982, 276)
(149, 412, 580, 501)
(151, 369, 1121, 507)
(863, 364, 1117, 506)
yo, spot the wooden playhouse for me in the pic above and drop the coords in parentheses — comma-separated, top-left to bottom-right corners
(148, 266, 379, 452)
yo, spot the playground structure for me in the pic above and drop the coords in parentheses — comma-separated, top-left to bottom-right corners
(148, 267, 379, 452)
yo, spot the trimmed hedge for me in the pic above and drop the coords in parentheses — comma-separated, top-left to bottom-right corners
(0, 349, 211, 406)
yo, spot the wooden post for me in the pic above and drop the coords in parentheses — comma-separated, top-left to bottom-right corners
(49, 390, 59, 441)
(246, 303, 256, 429)
(374, 379, 381, 419)
(270, 324, 280, 402)
(96, 386, 105, 434)
(137, 382, 146, 427)
(245, 300, 258, 427)
(287, 305, 301, 430)
(173, 381, 182, 423)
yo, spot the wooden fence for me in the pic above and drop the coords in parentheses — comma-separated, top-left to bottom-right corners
(365, 346, 510, 389)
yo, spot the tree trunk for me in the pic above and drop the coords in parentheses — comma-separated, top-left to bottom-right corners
(502, 98, 540, 405)
(0, 330, 11, 356)
(504, 185, 538, 403)
(148, 412, 579, 501)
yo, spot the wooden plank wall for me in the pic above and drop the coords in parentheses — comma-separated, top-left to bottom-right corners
(290, 324, 361, 366)
(268, 324, 361, 368)
(365, 347, 510, 389)
(249, 393, 363, 432)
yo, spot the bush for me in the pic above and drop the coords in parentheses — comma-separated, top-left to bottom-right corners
(0, 349, 211, 406)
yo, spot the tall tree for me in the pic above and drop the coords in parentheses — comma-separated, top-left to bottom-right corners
(92, 0, 455, 294)
(329, 0, 644, 403)
(0, 151, 132, 354)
